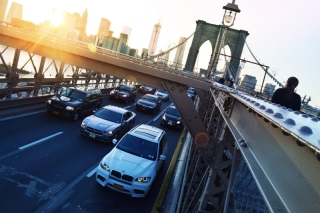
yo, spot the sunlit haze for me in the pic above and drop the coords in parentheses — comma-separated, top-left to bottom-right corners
(4, 0, 320, 106)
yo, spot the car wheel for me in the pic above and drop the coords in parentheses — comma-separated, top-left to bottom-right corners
(72, 111, 80, 122)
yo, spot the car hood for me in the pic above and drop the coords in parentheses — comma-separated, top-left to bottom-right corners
(106, 148, 155, 177)
(137, 99, 156, 107)
(85, 115, 120, 130)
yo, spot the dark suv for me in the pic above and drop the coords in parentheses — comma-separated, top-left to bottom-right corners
(109, 84, 137, 103)
(46, 87, 103, 121)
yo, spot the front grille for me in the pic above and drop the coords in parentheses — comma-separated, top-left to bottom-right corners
(86, 127, 103, 135)
(111, 170, 134, 183)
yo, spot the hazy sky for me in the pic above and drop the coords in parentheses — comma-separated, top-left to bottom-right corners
(5, 0, 320, 106)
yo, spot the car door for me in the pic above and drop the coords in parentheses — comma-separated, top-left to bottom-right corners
(156, 134, 167, 172)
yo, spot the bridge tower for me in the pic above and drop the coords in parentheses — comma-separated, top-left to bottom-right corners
(184, 20, 249, 78)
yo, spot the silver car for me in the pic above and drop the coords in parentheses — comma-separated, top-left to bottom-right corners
(155, 89, 169, 101)
(80, 105, 136, 142)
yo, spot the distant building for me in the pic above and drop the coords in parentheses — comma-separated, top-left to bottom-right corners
(263, 83, 276, 96)
(122, 26, 132, 43)
(141, 48, 148, 59)
(0, 0, 9, 21)
(172, 37, 187, 70)
(117, 33, 128, 52)
(77, 8, 88, 41)
(97, 18, 111, 44)
(158, 49, 170, 66)
(5, 2, 22, 23)
(120, 44, 130, 55)
(129, 48, 138, 57)
(239, 75, 257, 91)
(148, 23, 161, 56)
(101, 36, 119, 52)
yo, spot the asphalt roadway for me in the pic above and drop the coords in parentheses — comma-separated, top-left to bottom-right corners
(0, 95, 184, 213)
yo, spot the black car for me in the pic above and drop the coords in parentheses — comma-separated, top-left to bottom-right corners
(136, 94, 162, 114)
(187, 89, 196, 101)
(109, 84, 137, 103)
(46, 87, 103, 121)
(160, 105, 183, 130)
(138, 85, 156, 94)
(80, 105, 136, 142)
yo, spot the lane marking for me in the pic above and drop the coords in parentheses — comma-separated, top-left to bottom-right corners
(0, 110, 46, 121)
(18, 132, 63, 150)
(153, 103, 173, 122)
(87, 168, 97, 177)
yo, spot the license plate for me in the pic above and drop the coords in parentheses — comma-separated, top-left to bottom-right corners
(53, 111, 59, 115)
(168, 121, 173, 125)
(114, 183, 123, 190)
(89, 133, 96, 138)
(115, 96, 118, 99)
(142, 108, 145, 110)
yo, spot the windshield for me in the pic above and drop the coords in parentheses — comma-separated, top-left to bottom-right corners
(142, 97, 157, 103)
(157, 89, 167, 94)
(166, 107, 180, 117)
(60, 88, 86, 102)
(118, 85, 130, 92)
(94, 108, 123, 123)
(117, 134, 158, 161)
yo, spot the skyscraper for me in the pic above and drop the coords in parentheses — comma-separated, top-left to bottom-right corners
(122, 26, 132, 43)
(5, 2, 22, 23)
(0, 0, 8, 21)
(172, 37, 187, 69)
(148, 23, 161, 56)
(77, 8, 88, 41)
(97, 18, 111, 43)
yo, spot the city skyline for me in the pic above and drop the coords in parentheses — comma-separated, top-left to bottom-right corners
(2, 0, 320, 107)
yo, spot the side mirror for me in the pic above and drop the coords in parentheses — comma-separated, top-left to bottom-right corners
(112, 139, 118, 145)
(159, 155, 166, 161)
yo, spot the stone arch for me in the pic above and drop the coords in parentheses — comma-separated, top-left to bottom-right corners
(184, 20, 249, 78)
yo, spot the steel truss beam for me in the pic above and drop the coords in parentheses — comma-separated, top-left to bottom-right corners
(163, 81, 241, 212)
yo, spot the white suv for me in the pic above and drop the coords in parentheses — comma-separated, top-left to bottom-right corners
(96, 124, 167, 198)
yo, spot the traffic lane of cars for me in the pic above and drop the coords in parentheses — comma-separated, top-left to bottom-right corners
(54, 114, 184, 213)
(0, 97, 177, 212)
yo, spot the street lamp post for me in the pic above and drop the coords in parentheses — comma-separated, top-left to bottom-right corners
(209, 0, 241, 80)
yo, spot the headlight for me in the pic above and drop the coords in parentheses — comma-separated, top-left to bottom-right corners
(162, 115, 166, 120)
(176, 121, 181, 124)
(136, 177, 151, 183)
(100, 162, 110, 171)
(81, 122, 87, 128)
(110, 90, 115, 94)
(47, 100, 51, 104)
(104, 131, 113, 135)
(122, 94, 128, 97)
(65, 106, 74, 111)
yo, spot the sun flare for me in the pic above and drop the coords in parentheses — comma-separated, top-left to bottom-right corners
(50, 11, 64, 26)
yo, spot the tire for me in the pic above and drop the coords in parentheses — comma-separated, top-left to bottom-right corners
(72, 111, 80, 122)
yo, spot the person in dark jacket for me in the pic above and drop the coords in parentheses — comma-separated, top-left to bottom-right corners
(271, 76, 301, 111)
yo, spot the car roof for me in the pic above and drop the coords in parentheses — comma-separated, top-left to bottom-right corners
(129, 124, 165, 143)
(102, 105, 129, 114)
